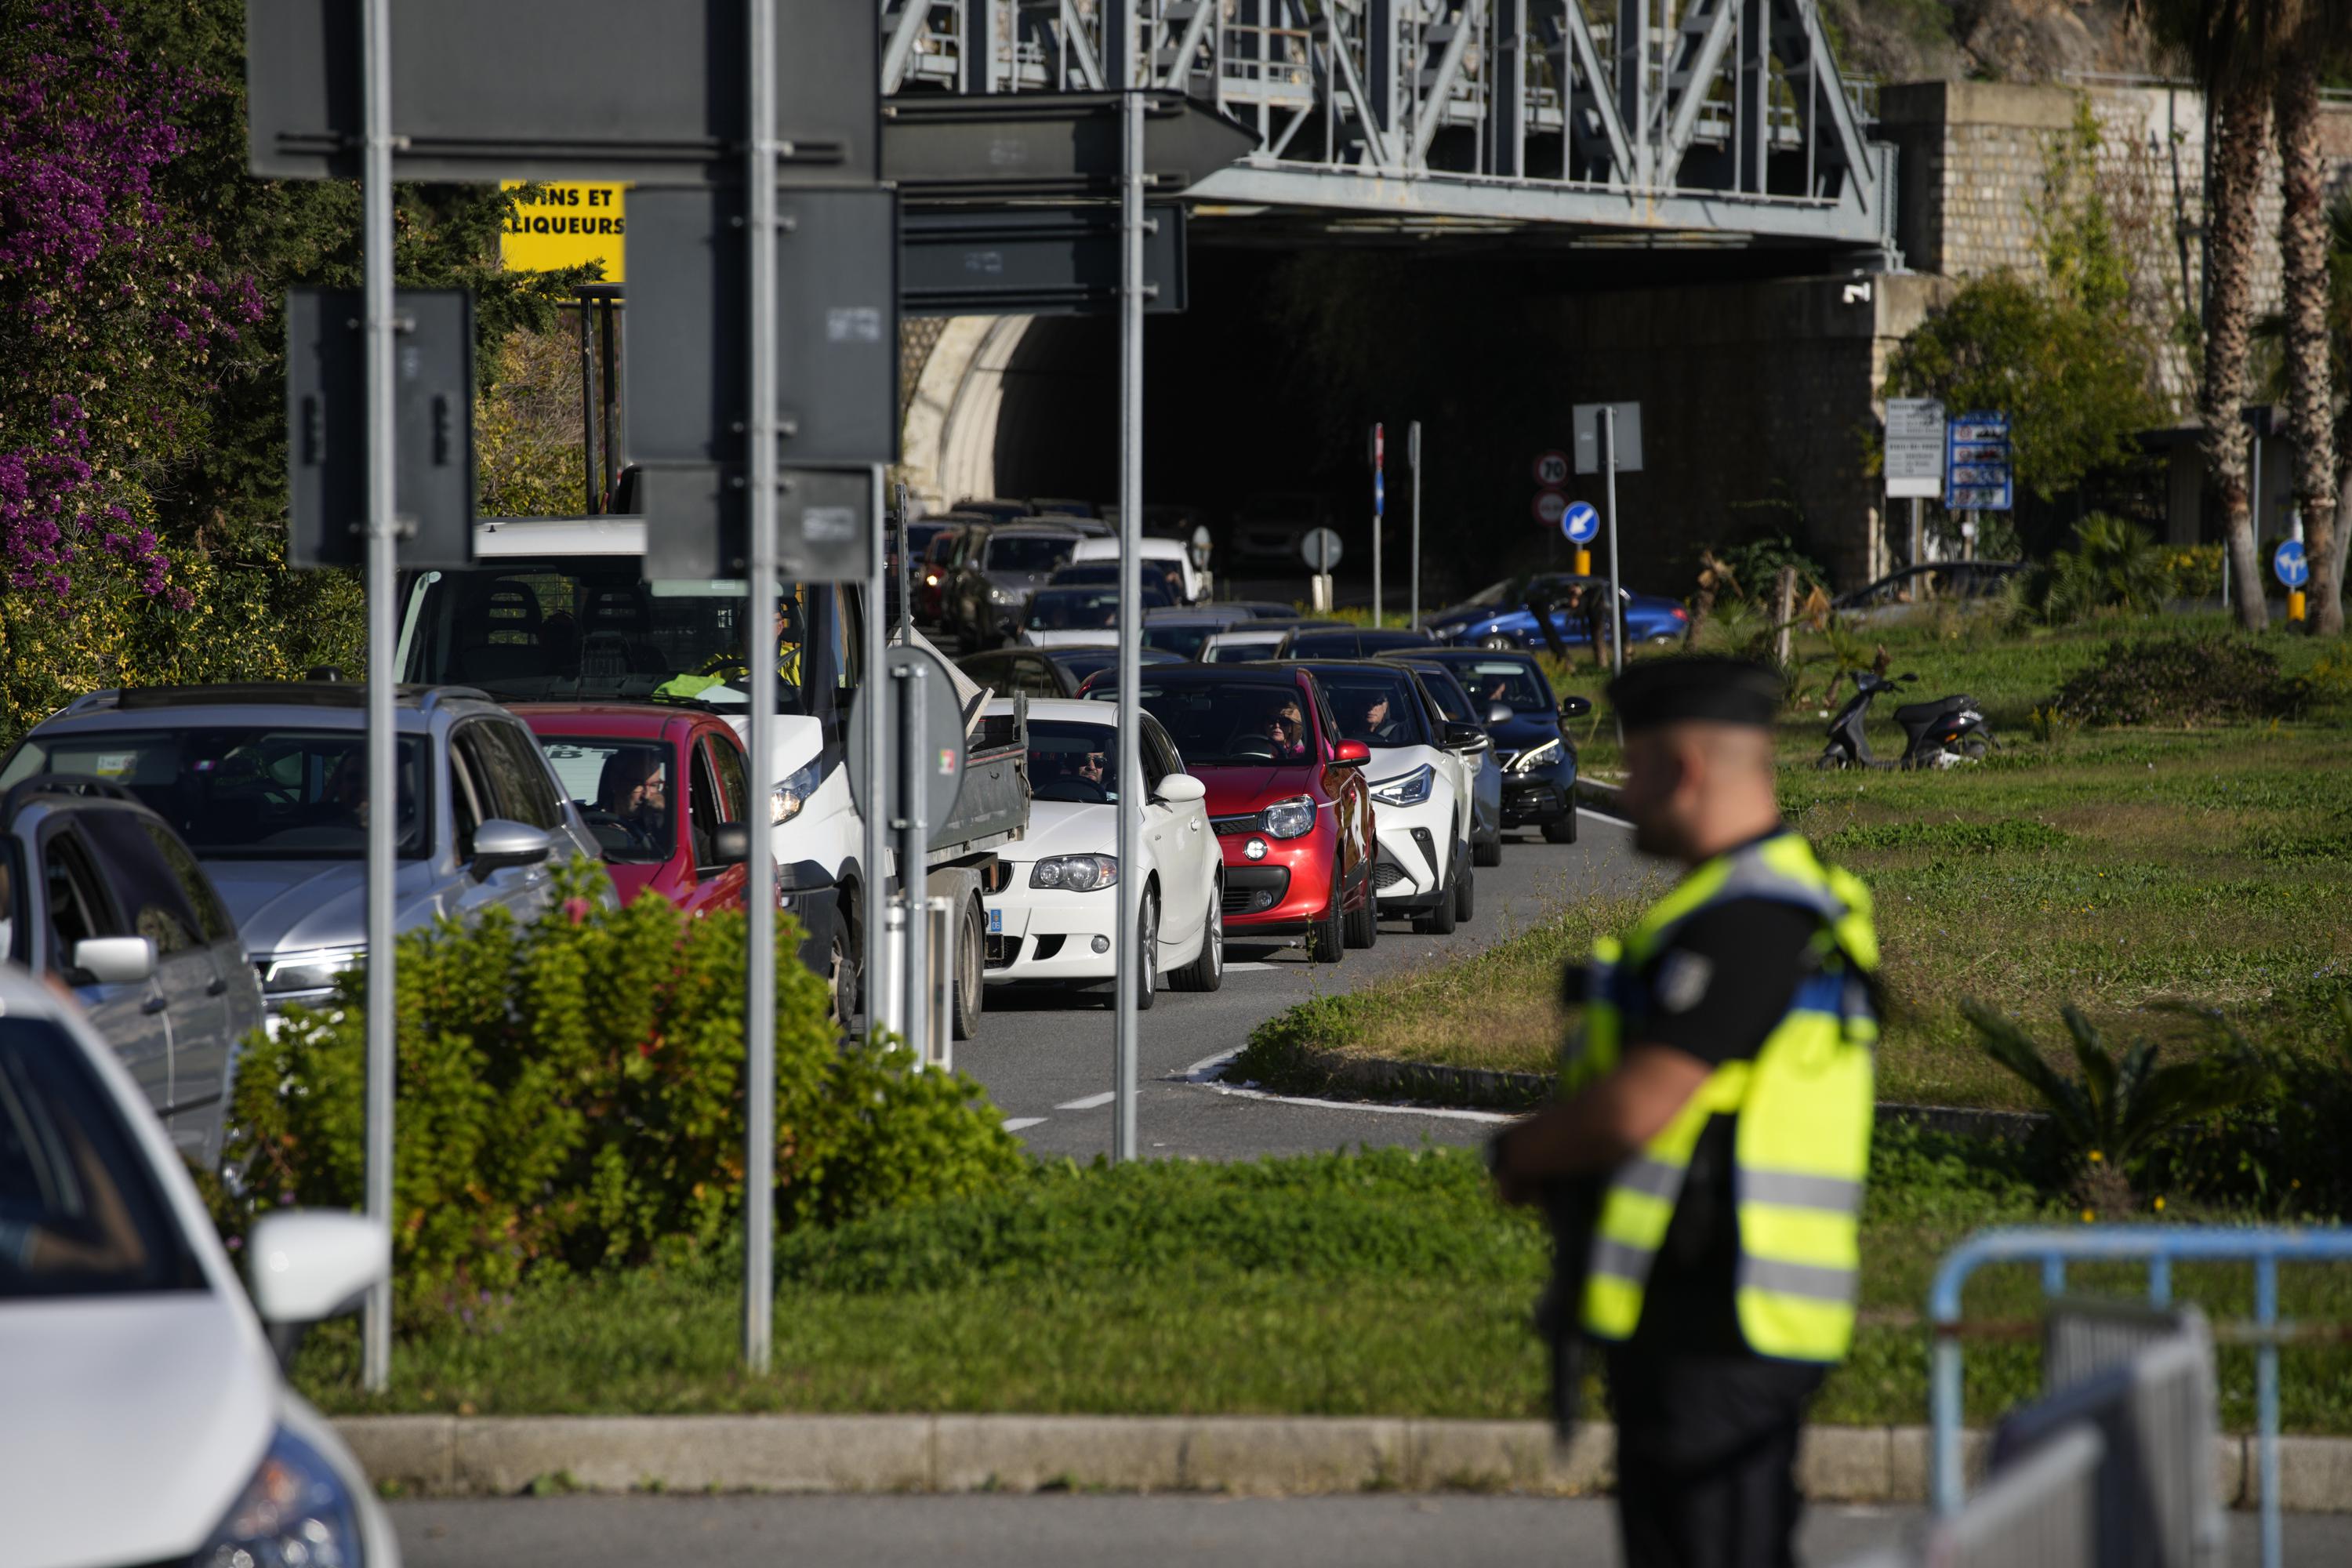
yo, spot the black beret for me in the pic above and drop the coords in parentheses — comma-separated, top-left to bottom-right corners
(1607, 655, 1780, 733)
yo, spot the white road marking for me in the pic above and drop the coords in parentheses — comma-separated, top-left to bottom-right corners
(1223, 961, 1281, 972)
(1176, 1049, 1241, 1082)
(1055, 1091, 1116, 1110)
(1199, 1080, 1517, 1123)
(1001, 1116, 1049, 1132)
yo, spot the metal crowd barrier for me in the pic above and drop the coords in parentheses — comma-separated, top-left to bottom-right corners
(1834, 1425, 2106, 1568)
(1930, 1225, 2352, 1568)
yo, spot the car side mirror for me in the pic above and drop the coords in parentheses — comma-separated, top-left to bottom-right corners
(71, 935, 154, 986)
(1442, 720, 1488, 752)
(1486, 702, 1515, 726)
(1153, 774, 1207, 805)
(711, 823, 750, 866)
(470, 818, 554, 879)
(247, 1210, 390, 1370)
(1332, 739, 1370, 768)
(1558, 695, 1592, 720)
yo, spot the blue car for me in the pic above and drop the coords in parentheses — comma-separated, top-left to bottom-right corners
(1409, 649, 1591, 844)
(1428, 572, 1688, 651)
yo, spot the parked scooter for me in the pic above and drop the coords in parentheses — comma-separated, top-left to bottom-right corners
(1818, 672, 1994, 770)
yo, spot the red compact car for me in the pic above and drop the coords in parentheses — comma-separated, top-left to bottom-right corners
(514, 704, 754, 919)
(1118, 664, 1376, 961)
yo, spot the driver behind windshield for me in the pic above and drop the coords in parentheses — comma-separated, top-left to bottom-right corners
(594, 750, 668, 854)
(1355, 688, 1403, 743)
(1261, 696, 1310, 761)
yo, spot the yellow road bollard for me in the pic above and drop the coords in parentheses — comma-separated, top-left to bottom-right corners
(2288, 590, 2307, 622)
(1575, 548, 1592, 575)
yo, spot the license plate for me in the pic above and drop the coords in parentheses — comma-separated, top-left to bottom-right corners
(986, 906, 1003, 934)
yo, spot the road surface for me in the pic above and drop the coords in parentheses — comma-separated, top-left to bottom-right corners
(953, 808, 1665, 1163)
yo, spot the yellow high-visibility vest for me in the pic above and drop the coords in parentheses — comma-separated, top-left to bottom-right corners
(1566, 830, 1879, 1363)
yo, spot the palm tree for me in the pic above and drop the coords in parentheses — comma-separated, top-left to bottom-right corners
(2131, 0, 2274, 628)
(2270, 10, 2352, 634)
(2252, 194, 2352, 561)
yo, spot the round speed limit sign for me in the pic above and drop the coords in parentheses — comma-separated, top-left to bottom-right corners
(1532, 492, 1570, 528)
(1533, 450, 1571, 487)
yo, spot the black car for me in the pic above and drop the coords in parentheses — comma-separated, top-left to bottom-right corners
(1832, 561, 2027, 615)
(1408, 648, 1589, 844)
(1379, 656, 1505, 866)
(1276, 626, 1437, 659)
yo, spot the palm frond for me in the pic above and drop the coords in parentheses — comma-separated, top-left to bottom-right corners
(1965, 1000, 2096, 1145)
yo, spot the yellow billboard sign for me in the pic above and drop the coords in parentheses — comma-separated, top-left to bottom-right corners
(501, 181, 626, 281)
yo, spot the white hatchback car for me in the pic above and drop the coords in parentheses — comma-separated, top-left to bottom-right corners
(1292, 661, 1483, 934)
(0, 964, 400, 1568)
(980, 699, 1222, 1006)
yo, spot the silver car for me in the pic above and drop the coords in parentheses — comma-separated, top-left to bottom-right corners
(0, 777, 266, 1167)
(0, 681, 605, 1031)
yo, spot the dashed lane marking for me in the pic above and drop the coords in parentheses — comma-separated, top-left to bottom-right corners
(1055, 1091, 1116, 1110)
(1001, 1116, 1049, 1132)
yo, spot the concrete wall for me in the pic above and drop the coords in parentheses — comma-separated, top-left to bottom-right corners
(1527, 274, 1952, 591)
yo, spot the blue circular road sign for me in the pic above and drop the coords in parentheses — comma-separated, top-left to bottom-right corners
(2274, 539, 2309, 588)
(1563, 500, 1599, 544)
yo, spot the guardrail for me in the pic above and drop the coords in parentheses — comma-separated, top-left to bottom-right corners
(1930, 1225, 2352, 1568)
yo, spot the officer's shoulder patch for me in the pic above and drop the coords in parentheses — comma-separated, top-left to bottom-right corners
(1653, 949, 1714, 1014)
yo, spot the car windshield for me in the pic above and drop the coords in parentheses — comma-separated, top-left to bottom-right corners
(0, 730, 428, 860)
(536, 737, 673, 865)
(985, 535, 1076, 573)
(1285, 631, 1359, 656)
(1203, 637, 1276, 663)
(1027, 720, 1125, 805)
(1142, 623, 1214, 659)
(400, 565, 824, 711)
(1316, 669, 1430, 748)
(1053, 648, 1178, 684)
(1445, 657, 1552, 712)
(1399, 667, 1475, 724)
(0, 1016, 208, 1301)
(1048, 564, 1121, 586)
(1025, 586, 1169, 630)
(1133, 680, 1315, 766)
(1457, 575, 1577, 612)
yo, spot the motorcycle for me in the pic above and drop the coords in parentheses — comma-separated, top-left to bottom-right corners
(1818, 671, 1994, 770)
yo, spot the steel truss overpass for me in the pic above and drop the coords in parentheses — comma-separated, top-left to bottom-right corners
(879, 0, 1896, 254)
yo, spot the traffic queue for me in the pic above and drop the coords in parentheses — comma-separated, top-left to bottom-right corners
(0, 503, 1602, 1196)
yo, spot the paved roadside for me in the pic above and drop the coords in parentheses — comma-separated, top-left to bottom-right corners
(956, 808, 1666, 1164)
(388, 1493, 2352, 1568)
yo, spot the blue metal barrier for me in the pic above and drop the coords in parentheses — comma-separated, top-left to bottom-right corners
(1930, 1225, 2352, 1568)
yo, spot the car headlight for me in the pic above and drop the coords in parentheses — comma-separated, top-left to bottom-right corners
(771, 757, 822, 825)
(260, 946, 365, 997)
(198, 1425, 367, 1568)
(1507, 738, 1563, 775)
(1370, 763, 1434, 807)
(1261, 795, 1316, 839)
(989, 584, 1018, 604)
(1030, 854, 1117, 891)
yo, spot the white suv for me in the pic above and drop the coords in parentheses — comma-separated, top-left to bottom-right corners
(0, 964, 400, 1568)
(1293, 660, 1484, 934)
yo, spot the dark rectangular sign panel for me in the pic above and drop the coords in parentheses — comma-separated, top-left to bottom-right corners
(248, 0, 877, 185)
(882, 92, 1256, 198)
(285, 289, 475, 570)
(902, 205, 1186, 317)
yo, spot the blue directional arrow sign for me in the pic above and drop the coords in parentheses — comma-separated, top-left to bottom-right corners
(1563, 500, 1599, 544)
(2274, 539, 2309, 588)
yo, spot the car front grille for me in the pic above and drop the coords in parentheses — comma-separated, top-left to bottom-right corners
(1210, 812, 1260, 836)
(984, 935, 1021, 969)
(1370, 861, 1409, 890)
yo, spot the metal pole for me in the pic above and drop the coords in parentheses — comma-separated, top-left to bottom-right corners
(865, 471, 887, 1038)
(1602, 405, 1624, 677)
(897, 663, 929, 1058)
(358, 0, 397, 1397)
(742, 0, 779, 1374)
(1112, 0, 1144, 1164)
(2257, 1253, 2281, 1568)
(599, 296, 619, 506)
(1909, 495, 1922, 571)
(1370, 423, 1384, 629)
(1408, 420, 1421, 630)
(577, 292, 598, 515)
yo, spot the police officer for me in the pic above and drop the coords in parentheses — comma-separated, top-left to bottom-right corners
(1490, 655, 1878, 1568)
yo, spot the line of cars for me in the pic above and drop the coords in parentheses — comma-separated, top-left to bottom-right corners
(939, 598, 1592, 996)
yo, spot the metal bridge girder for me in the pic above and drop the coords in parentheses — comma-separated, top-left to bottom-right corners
(876, 0, 1890, 250)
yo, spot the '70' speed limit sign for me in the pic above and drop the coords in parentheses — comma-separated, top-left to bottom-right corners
(1534, 450, 1570, 487)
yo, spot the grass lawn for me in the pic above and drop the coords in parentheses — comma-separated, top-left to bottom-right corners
(1238, 612, 2352, 1109)
(295, 1139, 2352, 1435)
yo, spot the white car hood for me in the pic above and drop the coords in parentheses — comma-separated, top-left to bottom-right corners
(1020, 630, 1119, 649)
(1007, 797, 1119, 862)
(2, 1293, 276, 1568)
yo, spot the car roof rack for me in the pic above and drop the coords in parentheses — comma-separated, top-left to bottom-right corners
(0, 773, 148, 829)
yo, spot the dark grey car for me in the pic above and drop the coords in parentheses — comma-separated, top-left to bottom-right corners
(948, 524, 1084, 649)
(0, 775, 266, 1167)
(0, 682, 607, 1030)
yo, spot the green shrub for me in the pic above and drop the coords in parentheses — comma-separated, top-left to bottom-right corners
(2137, 985, 2352, 1218)
(2047, 634, 2308, 728)
(2021, 514, 2171, 625)
(225, 862, 1025, 1322)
